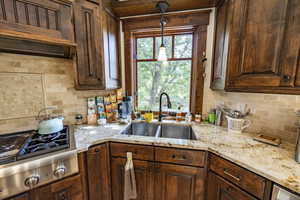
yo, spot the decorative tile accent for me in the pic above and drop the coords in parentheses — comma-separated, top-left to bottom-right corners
(0, 72, 45, 120)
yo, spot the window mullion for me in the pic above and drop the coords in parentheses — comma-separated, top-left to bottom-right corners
(153, 36, 156, 60)
(172, 35, 175, 59)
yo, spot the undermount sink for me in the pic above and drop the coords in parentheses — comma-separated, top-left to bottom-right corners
(160, 123, 196, 140)
(121, 122, 160, 137)
(121, 122, 196, 140)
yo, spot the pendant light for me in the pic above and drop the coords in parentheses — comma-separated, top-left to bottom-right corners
(156, 1, 169, 64)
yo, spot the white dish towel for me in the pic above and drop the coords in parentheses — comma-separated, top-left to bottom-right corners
(124, 152, 137, 200)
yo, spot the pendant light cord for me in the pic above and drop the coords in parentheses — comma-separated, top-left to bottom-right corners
(160, 16, 165, 47)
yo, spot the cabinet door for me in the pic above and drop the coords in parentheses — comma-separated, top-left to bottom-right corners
(111, 157, 154, 200)
(87, 144, 111, 200)
(211, 0, 232, 90)
(227, 0, 296, 89)
(207, 172, 257, 200)
(154, 163, 205, 200)
(31, 175, 83, 200)
(284, 0, 300, 88)
(74, 0, 105, 89)
(102, 11, 121, 89)
(5, 193, 29, 200)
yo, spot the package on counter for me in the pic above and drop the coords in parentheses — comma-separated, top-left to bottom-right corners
(97, 104, 105, 113)
(104, 96, 111, 105)
(105, 104, 112, 112)
(98, 112, 106, 119)
(87, 114, 97, 125)
(111, 103, 118, 110)
(110, 94, 117, 103)
(106, 111, 117, 123)
(117, 89, 123, 101)
(87, 97, 96, 107)
(88, 107, 96, 115)
(95, 96, 104, 106)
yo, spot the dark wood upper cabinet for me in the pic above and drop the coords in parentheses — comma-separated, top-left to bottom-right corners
(211, 0, 300, 94)
(211, 0, 231, 90)
(102, 10, 121, 89)
(74, 0, 104, 89)
(207, 172, 258, 200)
(74, 0, 121, 90)
(0, 0, 75, 57)
(154, 163, 205, 200)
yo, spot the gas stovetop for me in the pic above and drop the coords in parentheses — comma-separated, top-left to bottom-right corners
(0, 127, 70, 165)
(0, 126, 78, 199)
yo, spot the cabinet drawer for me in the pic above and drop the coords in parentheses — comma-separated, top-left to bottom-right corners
(110, 143, 154, 161)
(155, 147, 206, 167)
(209, 154, 267, 199)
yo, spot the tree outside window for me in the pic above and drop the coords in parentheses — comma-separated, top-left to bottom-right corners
(136, 34, 193, 112)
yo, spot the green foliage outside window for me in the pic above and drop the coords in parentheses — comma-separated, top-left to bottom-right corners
(136, 34, 193, 112)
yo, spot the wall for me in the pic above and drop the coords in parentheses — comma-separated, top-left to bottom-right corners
(0, 53, 114, 134)
(202, 9, 300, 144)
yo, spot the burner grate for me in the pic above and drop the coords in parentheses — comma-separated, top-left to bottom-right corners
(0, 131, 34, 165)
(17, 127, 70, 160)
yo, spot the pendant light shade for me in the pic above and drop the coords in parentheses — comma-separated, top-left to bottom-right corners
(156, 1, 169, 64)
(158, 44, 168, 62)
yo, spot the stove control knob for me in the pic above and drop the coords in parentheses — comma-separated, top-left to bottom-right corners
(54, 165, 66, 178)
(24, 175, 40, 188)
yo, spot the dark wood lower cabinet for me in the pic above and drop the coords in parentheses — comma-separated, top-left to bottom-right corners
(6, 175, 83, 200)
(154, 163, 205, 200)
(207, 172, 258, 200)
(111, 157, 155, 200)
(87, 144, 111, 200)
(6, 193, 29, 200)
(30, 175, 83, 200)
(110, 157, 205, 200)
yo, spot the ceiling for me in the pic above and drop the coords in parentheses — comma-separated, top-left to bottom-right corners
(110, 0, 221, 17)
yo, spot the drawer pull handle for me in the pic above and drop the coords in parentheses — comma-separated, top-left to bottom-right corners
(223, 170, 240, 182)
(172, 155, 186, 160)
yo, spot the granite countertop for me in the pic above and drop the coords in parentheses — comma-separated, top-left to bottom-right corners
(73, 122, 300, 195)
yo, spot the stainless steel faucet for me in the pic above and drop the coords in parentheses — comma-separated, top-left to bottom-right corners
(158, 92, 172, 122)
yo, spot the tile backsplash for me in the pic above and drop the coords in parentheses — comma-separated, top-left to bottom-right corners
(0, 53, 114, 134)
(202, 90, 300, 144)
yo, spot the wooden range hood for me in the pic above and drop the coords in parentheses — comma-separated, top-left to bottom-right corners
(0, 0, 76, 58)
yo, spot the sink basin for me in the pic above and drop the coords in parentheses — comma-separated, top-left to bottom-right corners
(121, 122, 160, 137)
(160, 124, 196, 140)
(121, 122, 196, 140)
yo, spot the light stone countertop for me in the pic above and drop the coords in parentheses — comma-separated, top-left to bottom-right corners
(73, 122, 300, 195)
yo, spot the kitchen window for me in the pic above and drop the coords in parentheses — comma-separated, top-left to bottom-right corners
(135, 33, 193, 112)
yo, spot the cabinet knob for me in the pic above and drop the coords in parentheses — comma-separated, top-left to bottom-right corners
(283, 75, 291, 82)
(60, 193, 67, 200)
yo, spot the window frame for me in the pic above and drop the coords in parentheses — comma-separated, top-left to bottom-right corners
(134, 31, 195, 112)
